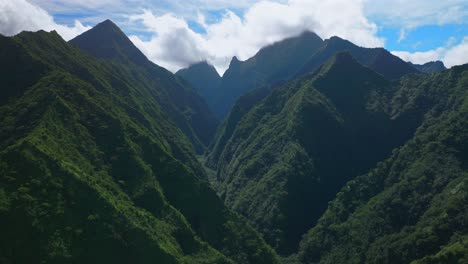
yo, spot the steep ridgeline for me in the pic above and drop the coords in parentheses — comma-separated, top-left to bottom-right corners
(212, 31, 324, 118)
(176, 61, 221, 113)
(70, 20, 217, 153)
(0, 27, 279, 263)
(297, 36, 420, 80)
(208, 52, 425, 254)
(299, 63, 468, 264)
(205, 84, 274, 169)
(409, 60, 447, 73)
(178, 33, 421, 120)
(207, 36, 425, 163)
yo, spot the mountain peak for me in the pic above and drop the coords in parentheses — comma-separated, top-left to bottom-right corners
(325, 36, 355, 49)
(409, 60, 447, 73)
(229, 56, 241, 68)
(316, 51, 387, 87)
(177, 61, 220, 77)
(69, 19, 148, 65)
(100, 19, 116, 26)
(317, 52, 361, 74)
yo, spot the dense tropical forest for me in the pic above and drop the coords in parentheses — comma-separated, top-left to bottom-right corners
(0, 19, 466, 264)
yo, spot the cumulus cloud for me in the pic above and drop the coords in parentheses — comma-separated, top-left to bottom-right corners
(0, 0, 90, 40)
(392, 36, 468, 67)
(129, 0, 384, 73)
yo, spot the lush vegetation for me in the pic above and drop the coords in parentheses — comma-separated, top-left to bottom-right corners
(299, 63, 468, 263)
(207, 51, 468, 260)
(70, 20, 218, 153)
(2, 19, 467, 264)
(0, 23, 278, 263)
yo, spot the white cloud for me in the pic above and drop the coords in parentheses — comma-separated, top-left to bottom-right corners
(129, 0, 384, 73)
(392, 36, 468, 67)
(0, 0, 90, 40)
(128, 11, 210, 72)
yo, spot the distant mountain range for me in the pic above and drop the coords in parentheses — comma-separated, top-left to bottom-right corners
(177, 31, 443, 119)
(176, 61, 221, 108)
(408, 60, 447, 73)
(1, 19, 466, 264)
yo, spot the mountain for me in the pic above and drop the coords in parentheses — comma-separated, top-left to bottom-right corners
(299, 63, 468, 264)
(69, 19, 148, 65)
(70, 20, 217, 153)
(409, 60, 447, 73)
(0, 24, 279, 263)
(212, 31, 324, 118)
(297, 36, 420, 80)
(206, 52, 425, 254)
(208, 33, 419, 119)
(176, 61, 221, 113)
(205, 84, 274, 169)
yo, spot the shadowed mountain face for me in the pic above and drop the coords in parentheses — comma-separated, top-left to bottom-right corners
(409, 60, 447, 73)
(182, 32, 420, 120)
(70, 20, 217, 152)
(199, 31, 325, 119)
(207, 52, 423, 254)
(176, 61, 221, 113)
(299, 63, 468, 264)
(0, 22, 279, 264)
(206, 51, 468, 257)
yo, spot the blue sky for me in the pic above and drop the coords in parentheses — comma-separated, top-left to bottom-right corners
(1, 0, 467, 73)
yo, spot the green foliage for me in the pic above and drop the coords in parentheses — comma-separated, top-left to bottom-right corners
(69, 19, 218, 153)
(0, 26, 278, 264)
(298, 64, 468, 263)
(208, 51, 468, 259)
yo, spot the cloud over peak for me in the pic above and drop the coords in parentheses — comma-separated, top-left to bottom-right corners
(129, 0, 384, 73)
(1, 0, 466, 73)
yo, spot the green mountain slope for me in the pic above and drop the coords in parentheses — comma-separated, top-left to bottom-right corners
(212, 31, 324, 118)
(299, 64, 468, 264)
(0, 27, 279, 264)
(205, 84, 274, 169)
(70, 20, 217, 153)
(176, 61, 221, 114)
(207, 52, 425, 254)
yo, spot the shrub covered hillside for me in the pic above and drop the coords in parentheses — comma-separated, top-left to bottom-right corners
(70, 19, 218, 153)
(207, 51, 468, 257)
(0, 23, 278, 264)
(299, 64, 468, 264)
